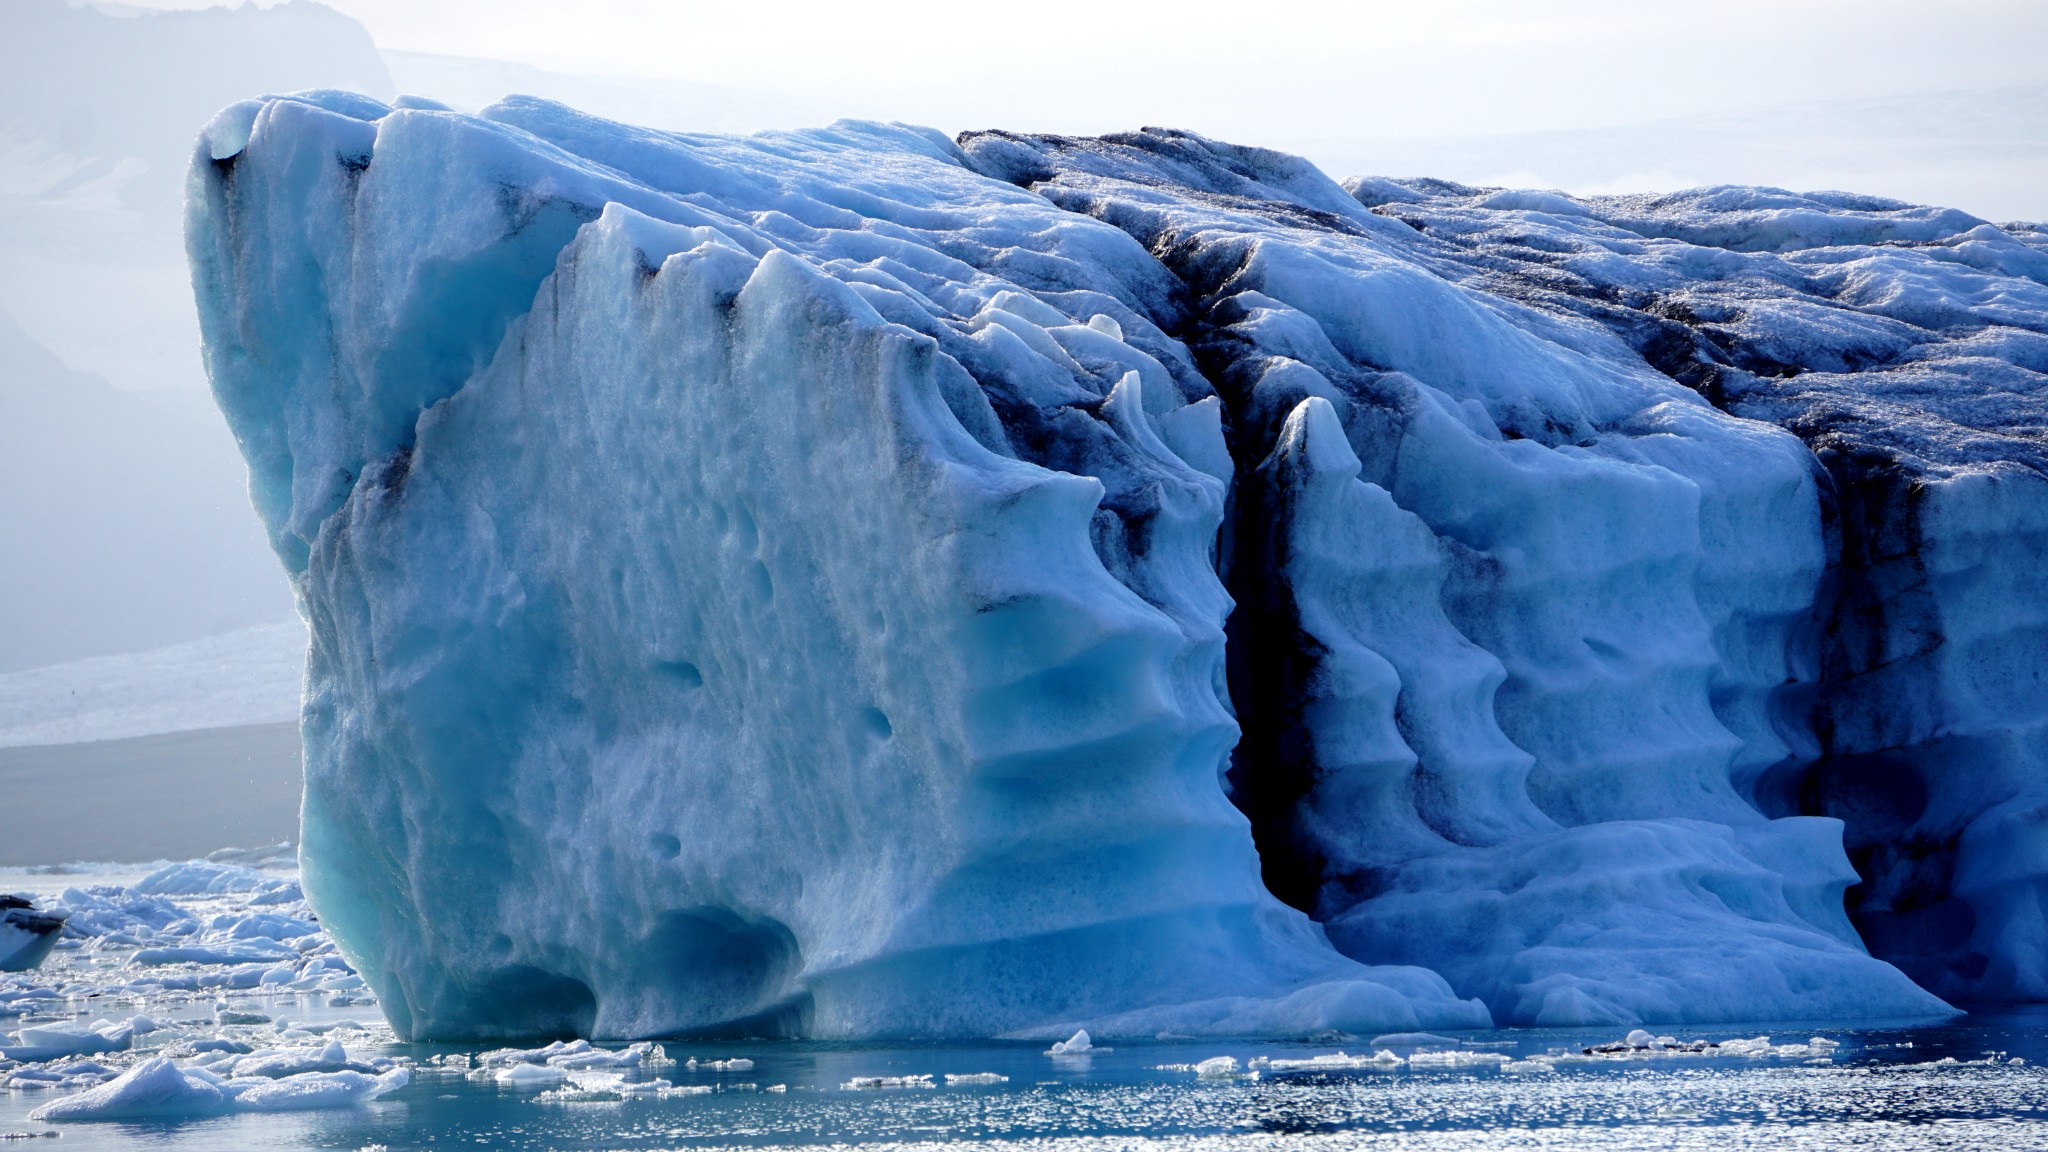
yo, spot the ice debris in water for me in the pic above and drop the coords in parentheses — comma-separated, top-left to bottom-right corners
(0, 852, 422, 1125)
(1556, 1032, 1842, 1062)
(534, 1072, 694, 1102)
(1247, 1050, 1408, 1072)
(1406, 1050, 1512, 1068)
(944, 1072, 1008, 1084)
(477, 1039, 665, 1072)
(842, 1074, 936, 1090)
(186, 92, 2047, 1038)
(492, 1063, 567, 1089)
(25, 1053, 407, 1122)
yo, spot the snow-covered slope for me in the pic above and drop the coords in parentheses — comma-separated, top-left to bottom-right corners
(0, 0, 388, 669)
(0, 620, 305, 749)
(188, 95, 2043, 1039)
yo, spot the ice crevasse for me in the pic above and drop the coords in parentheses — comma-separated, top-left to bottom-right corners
(185, 92, 2047, 1039)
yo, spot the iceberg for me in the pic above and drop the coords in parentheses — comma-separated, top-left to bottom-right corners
(188, 92, 1483, 1041)
(187, 95, 2044, 1039)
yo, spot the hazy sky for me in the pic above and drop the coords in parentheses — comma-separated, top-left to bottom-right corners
(114, 0, 2048, 139)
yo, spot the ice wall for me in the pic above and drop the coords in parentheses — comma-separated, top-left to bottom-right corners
(190, 95, 2043, 1038)
(1324, 180, 2048, 1003)
(956, 130, 1948, 1025)
(187, 92, 1483, 1041)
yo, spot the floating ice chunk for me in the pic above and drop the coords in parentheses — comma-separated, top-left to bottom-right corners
(1047, 1030, 1094, 1055)
(842, 1074, 935, 1090)
(481, 1039, 661, 1070)
(27, 1057, 226, 1121)
(1249, 1050, 1406, 1072)
(2, 1020, 135, 1062)
(494, 1063, 568, 1088)
(1406, 1050, 1511, 1068)
(131, 940, 301, 965)
(535, 1072, 674, 1101)
(52, 888, 191, 937)
(944, 1072, 1007, 1084)
(1194, 1056, 1239, 1078)
(227, 1067, 408, 1111)
(229, 1039, 368, 1078)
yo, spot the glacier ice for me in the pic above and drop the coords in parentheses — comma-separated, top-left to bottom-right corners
(1312, 176, 2048, 1006)
(188, 92, 1483, 1041)
(186, 95, 2046, 1039)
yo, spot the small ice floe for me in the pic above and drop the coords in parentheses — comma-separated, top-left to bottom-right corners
(1249, 1050, 1406, 1072)
(1560, 1032, 1842, 1062)
(944, 1072, 1007, 1085)
(131, 941, 302, 966)
(1406, 1049, 1511, 1069)
(230, 1067, 410, 1112)
(4, 1061, 124, 1093)
(1154, 1056, 1253, 1079)
(0, 1017, 148, 1063)
(228, 1038, 377, 1078)
(1046, 1029, 1099, 1055)
(0, 896, 66, 973)
(685, 1056, 753, 1072)
(494, 1063, 568, 1089)
(535, 1072, 685, 1101)
(478, 1039, 664, 1072)
(842, 1074, 935, 1089)
(26, 1056, 406, 1121)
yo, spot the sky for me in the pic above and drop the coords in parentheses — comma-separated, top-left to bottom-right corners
(112, 0, 2048, 141)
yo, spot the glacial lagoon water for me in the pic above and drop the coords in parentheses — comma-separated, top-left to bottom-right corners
(7, 1005, 2047, 1151)
(4, 863, 2046, 1151)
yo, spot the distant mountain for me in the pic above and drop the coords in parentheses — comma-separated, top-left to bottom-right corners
(0, 306, 292, 671)
(1, 0, 392, 221)
(384, 50, 831, 134)
(0, 0, 391, 669)
(1294, 86, 2048, 224)
(0, 616, 305, 747)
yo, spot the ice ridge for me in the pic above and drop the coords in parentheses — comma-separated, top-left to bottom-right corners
(188, 97, 2042, 1038)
